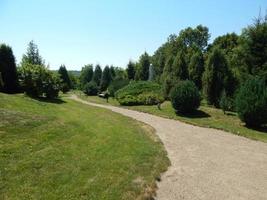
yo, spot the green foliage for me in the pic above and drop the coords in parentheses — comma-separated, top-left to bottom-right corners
(18, 63, 60, 99)
(80, 64, 94, 87)
(58, 65, 71, 93)
(188, 50, 204, 89)
(219, 90, 234, 114)
(138, 52, 150, 81)
(202, 48, 233, 107)
(100, 66, 112, 91)
(173, 51, 188, 80)
(235, 77, 267, 127)
(93, 64, 102, 86)
(108, 78, 129, 97)
(21, 40, 44, 65)
(126, 61, 135, 80)
(115, 81, 164, 105)
(0, 44, 18, 93)
(170, 81, 200, 114)
(83, 81, 98, 96)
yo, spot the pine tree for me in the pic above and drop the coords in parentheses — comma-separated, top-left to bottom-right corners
(58, 65, 72, 93)
(173, 51, 188, 80)
(80, 64, 94, 87)
(139, 52, 150, 81)
(0, 44, 18, 93)
(21, 40, 44, 65)
(126, 61, 135, 80)
(100, 66, 112, 91)
(93, 65, 102, 86)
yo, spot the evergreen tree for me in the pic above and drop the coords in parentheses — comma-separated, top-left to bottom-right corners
(80, 64, 94, 87)
(139, 52, 150, 81)
(58, 65, 72, 93)
(100, 66, 112, 91)
(21, 40, 44, 65)
(109, 65, 116, 80)
(172, 51, 188, 80)
(188, 50, 205, 89)
(0, 44, 18, 93)
(202, 48, 233, 107)
(126, 61, 135, 80)
(93, 64, 102, 86)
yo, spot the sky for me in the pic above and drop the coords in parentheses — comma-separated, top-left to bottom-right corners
(0, 0, 266, 70)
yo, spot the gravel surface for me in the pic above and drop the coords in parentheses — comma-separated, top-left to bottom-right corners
(71, 95, 267, 200)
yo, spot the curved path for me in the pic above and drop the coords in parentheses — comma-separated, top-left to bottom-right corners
(70, 95, 267, 200)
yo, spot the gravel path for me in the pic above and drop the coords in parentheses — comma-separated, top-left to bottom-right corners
(70, 95, 267, 200)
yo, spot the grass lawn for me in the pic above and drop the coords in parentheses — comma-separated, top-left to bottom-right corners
(78, 94, 267, 143)
(0, 92, 169, 200)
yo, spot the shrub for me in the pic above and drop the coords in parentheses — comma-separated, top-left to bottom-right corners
(235, 77, 267, 127)
(18, 63, 60, 99)
(83, 81, 98, 96)
(115, 81, 164, 105)
(170, 81, 200, 114)
(219, 90, 234, 114)
(108, 78, 129, 97)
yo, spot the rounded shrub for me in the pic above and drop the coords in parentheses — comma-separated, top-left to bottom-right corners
(108, 78, 129, 97)
(235, 77, 267, 127)
(115, 81, 164, 106)
(83, 81, 98, 96)
(170, 80, 200, 114)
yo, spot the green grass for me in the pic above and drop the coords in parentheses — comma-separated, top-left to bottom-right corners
(79, 94, 267, 143)
(0, 93, 169, 200)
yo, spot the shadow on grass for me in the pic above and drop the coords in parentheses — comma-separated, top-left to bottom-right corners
(246, 125, 267, 134)
(175, 109, 211, 119)
(33, 97, 66, 104)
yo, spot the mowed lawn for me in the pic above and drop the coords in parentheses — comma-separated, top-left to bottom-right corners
(0, 93, 169, 200)
(79, 94, 267, 143)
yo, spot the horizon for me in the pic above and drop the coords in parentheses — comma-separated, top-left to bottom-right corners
(0, 0, 266, 70)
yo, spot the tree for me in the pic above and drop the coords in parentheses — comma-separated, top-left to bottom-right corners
(188, 50, 205, 89)
(173, 51, 188, 80)
(139, 52, 150, 81)
(109, 65, 116, 80)
(0, 44, 18, 93)
(80, 64, 93, 87)
(83, 81, 98, 96)
(100, 66, 111, 91)
(93, 64, 102, 86)
(18, 63, 60, 98)
(202, 48, 233, 107)
(237, 15, 267, 77)
(21, 40, 44, 65)
(126, 61, 135, 80)
(58, 65, 71, 93)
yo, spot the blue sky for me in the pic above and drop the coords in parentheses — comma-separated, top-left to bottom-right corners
(0, 0, 266, 70)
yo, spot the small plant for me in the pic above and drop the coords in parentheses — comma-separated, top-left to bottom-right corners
(235, 77, 267, 127)
(219, 90, 234, 114)
(83, 81, 98, 96)
(170, 80, 200, 114)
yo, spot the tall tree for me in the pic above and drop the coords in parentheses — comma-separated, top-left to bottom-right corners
(126, 61, 135, 80)
(80, 64, 94, 87)
(188, 50, 205, 89)
(21, 40, 44, 65)
(100, 66, 112, 91)
(173, 51, 188, 80)
(58, 65, 72, 93)
(0, 44, 18, 93)
(93, 64, 102, 86)
(109, 65, 116, 80)
(202, 48, 233, 107)
(139, 52, 150, 81)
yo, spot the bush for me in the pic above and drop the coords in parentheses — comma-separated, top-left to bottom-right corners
(108, 78, 129, 97)
(83, 81, 98, 96)
(115, 81, 164, 105)
(18, 63, 60, 99)
(170, 81, 200, 114)
(219, 90, 235, 114)
(235, 77, 267, 127)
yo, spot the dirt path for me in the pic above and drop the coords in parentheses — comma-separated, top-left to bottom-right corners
(70, 95, 267, 200)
